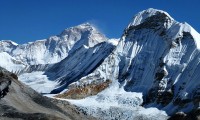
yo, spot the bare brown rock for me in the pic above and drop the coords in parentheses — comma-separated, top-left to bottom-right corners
(55, 80, 111, 99)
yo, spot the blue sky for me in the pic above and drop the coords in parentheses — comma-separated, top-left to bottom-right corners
(0, 0, 199, 44)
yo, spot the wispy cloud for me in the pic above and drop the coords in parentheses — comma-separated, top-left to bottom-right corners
(87, 19, 108, 37)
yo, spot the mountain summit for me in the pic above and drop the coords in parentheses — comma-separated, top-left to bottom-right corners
(128, 8, 173, 26)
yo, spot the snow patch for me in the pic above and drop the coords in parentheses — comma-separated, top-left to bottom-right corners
(107, 38, 119, 46)
(19, 72, 58, 93)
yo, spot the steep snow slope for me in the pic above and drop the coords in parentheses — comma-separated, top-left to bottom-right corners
(0, 23, 106, 72)
(67, 8, 200, 117)
(45, 40, 116, 94)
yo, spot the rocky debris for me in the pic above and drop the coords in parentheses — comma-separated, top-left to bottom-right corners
(55, 80, 111, 99)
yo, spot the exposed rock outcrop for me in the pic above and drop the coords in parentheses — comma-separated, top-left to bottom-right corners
(55, 80, 111, 99)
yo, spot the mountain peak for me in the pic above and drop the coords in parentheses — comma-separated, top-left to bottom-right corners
(78, 22, 94, 28)
(60, 23, 97, 36)
(72, 22, 95, 31)
(123, 8, 200, 50)
(128, 8, 174, 27)
(60, 23, 107, 48)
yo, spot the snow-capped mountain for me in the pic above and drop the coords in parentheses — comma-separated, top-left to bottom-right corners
(65, 8, 200, 118)
(19, 39, 117, 93)
(0, 23, 106, 72)
(114, 8, 200, 114)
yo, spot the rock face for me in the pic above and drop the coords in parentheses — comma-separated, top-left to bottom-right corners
(55, 79, 111, 99)
(0, 23, 106, 72)
(0, 67, 94, 120)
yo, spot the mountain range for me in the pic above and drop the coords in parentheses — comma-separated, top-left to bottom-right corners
(1, 8, 200, 120)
